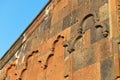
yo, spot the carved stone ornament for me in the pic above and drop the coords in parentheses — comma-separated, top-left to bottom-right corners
(63, 13, 97, 53)
(95, 22, 109, 37)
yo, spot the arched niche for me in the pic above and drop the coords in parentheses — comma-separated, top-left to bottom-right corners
(79, 12, 97, 34)
(66, 13, 97, 53)
(80, 14, 95, 33)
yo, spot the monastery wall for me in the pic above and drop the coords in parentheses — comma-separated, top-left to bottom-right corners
(0, 0, 119, 80)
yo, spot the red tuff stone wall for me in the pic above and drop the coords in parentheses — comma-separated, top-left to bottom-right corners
(0, 0, 119, 80)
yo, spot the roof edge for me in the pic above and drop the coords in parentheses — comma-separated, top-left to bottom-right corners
(0, 0, 51, 69)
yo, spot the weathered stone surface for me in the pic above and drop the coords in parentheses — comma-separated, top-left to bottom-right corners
(91, 20, 109, 44)
(64, 55, 73, 80)
(39, 15, 51, 33)
(73, 63, 100, 80)
(62, 10, 78, 30)
(73, 46, 95, 71)
(0, 0, 118, 80)
(64, 48, 70, 59)
(82, 15, 95, 32)
(90, 0, 108, 12)
(70, 22, 79, 38)
(49, 20, 63, 38)
(51, 0, 68, 26)
(100, 57, 114, 80)
(94, 38, 112, 61)
(83, 30, 91, 48)
(114, 54, 120, 79)
(74, 38, 83, 51)
(99, 3, 109, 21)
(24, 40, 32, 53)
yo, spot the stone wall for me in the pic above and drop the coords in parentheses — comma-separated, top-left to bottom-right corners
(0, 0, 119, 80)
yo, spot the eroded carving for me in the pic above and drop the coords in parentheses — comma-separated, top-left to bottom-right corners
(52, 35, 64, 51)
(1, 63, 16, 80)
(67, 31, 82, 53)
(16, 50, 39, 80)
(95, 22, 109, 37)
(38, 35, 64, 69)
(15, 35, 65, 80)
(38, 53, 54, 69)
(63, 12, 109, 54)
(64, 13, 97, 53)
(79, 13, 96, 33)
(62, 26, 83, 53)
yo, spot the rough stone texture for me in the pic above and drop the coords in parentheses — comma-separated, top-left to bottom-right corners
(100, 57, 114, 80)
(73, 46, 95, 71)
(49, 20, 63, 38)
(0, 0, 119, 80)
(73, 63, 100, 80)
(62, 10, 78, 30)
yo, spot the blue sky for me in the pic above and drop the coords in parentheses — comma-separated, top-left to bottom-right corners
(0, 0, 49, 58)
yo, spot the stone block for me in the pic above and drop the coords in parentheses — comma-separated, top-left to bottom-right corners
(83, 30, 91, 48)
(73, 63, 100, 80)
(100, 56, 114, 80)
(64, 55, 73, 80)
(112, 40, 119, 54)
(90, 0, 108, 14)
(62, 10, 78, 30)
(51, 0, 68, 26)
(90, 27, 97, 44)
(93, 38, 112, 61)
(49, 20, 63, 38)
(77, 0, 90, 17)
(74, 38, 83, 51)
(99, 0, 108, 7)
(70, 22, 79, 38)
(73, 46, 95, 71)
(99, 3, 109, 21)
(57, 5, 71, 22)
(46, 56, 64, 80)
(64, 48, 70, 59)
(111, 12, 118, 37)
(110, 0, 117, 12)
(24, 39, 32, 53)
(114, 54, 120, 79)
(39, 15, 51, 33)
